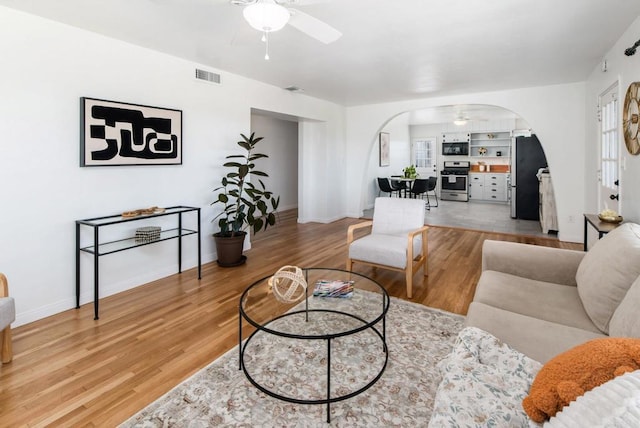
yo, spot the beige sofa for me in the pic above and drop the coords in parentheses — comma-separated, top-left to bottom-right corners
(465, 222, 640, 363)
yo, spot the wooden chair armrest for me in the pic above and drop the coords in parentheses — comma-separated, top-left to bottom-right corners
(407, 225, 429, 240)
(407, 226, 429, 263)
(0, 273, 7, 298)
(347, 220, 373, 244)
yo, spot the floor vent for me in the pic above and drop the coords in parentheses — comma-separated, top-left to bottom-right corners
(195, 69, 221, 84)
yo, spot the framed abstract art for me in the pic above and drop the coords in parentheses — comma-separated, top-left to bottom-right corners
(80, 97, 182, 166)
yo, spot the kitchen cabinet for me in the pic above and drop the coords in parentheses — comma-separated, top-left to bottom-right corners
(469, 173, 485, 200)
(442, 132, 470, 143)
(469, 173, 509, 202)
(469, 131, 511, 158)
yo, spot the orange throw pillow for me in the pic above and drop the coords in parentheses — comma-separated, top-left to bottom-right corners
(522, 338, 640, 423)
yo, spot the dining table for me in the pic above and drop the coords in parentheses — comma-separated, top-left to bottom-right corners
(390, 176, 416, 197)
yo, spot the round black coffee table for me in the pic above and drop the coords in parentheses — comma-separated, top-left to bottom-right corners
(238, 268, 390, 423)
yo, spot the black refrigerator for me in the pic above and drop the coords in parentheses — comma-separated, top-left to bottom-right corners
(510, 135, 548, 220)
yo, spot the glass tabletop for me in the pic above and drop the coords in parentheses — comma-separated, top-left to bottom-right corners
(240, 268, 389, 339)
(76, 206, 199, 226)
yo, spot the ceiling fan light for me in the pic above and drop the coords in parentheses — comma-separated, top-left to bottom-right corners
(454, 119, 467, 126)
(243, 1, 290, 33)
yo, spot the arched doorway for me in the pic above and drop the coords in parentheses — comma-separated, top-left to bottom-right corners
(363, 104, 558, 237)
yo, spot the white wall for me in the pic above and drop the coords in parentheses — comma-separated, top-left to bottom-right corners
(0, 7, 344, 326)
(364, 113, 411, 206)
(346, 83, 587, 243)
(250, 113, 298, 211)
(585, 16, 640, 223)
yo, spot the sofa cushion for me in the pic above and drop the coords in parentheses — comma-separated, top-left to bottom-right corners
(474, 271, 600, 333)
(482, 240, 584, 286)
(371, 197, 425, 236)
(609, 275, 640, 338)
(576, 223, 640, 334)
(466, 302, 606, 363)
(349, 234, 422, 269)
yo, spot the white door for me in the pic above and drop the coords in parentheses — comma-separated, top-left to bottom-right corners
(412, 138, 437, 178)
(598, 84, 621, 213)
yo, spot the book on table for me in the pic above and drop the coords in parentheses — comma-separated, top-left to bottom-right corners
(313, 279, 354, 298)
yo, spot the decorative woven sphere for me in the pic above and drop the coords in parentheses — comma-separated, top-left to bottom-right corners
(268, 265, 307, 303)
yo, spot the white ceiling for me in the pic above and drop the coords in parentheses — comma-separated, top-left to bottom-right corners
(2, 0, 640, 108)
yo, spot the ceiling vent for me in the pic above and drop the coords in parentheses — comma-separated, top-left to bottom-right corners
(195, 68, 221, 84)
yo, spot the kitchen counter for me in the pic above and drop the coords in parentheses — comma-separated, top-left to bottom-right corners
(469, 164, 510, 173)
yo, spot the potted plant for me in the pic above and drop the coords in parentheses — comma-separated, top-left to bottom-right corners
(403, 165, 418, 179)
(211, 132, 280, 266)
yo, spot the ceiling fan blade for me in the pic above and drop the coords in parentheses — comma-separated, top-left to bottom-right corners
(288, 8, 341, 44)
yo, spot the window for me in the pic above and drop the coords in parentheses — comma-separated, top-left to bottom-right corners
(600, 86, 618, 189)
(598, 83, 620, 212)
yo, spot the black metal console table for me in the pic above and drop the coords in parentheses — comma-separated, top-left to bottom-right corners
(76, 206, 201, 319)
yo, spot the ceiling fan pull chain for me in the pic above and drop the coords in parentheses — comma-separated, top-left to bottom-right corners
(264, 31, 270, 60)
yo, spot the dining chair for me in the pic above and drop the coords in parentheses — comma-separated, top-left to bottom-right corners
(426, 176, 439, 208)
(347, 197, 428, 298)
(377, 177, 401, 197)
(390, 176, 409, 198)
(408, 178, 431, 209)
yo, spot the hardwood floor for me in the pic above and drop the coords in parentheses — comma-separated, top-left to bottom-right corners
(0, 210, 580, 426)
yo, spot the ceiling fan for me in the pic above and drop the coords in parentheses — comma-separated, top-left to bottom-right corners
(229, 0, 342, 58)
(453, 114, 471, 126)
(453, 112, 489, 126)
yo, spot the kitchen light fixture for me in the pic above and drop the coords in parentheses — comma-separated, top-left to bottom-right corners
(243, 0, 290, 60)
(454, 118, 467, 126)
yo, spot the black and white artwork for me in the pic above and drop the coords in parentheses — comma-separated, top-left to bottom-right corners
(80, 97, 182, 166)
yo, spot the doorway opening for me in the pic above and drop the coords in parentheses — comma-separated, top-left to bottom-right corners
(364, 104, 557, 238)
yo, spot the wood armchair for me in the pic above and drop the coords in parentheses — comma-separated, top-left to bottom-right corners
(347, 197, 428, 298)
(0, 273, 15, 363)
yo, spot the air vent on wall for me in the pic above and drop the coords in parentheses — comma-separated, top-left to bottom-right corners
(195, 68, 221, 84)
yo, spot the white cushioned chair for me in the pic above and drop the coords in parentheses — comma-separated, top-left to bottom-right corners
(347, 197, 428, 298)
(0, 273, 15, 363)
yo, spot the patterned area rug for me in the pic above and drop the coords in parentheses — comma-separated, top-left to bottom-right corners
(121, 294, 465, 427)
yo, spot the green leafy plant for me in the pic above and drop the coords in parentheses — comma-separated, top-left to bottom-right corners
(403, 165, 418, 179)
(211, 133, 280, 236)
